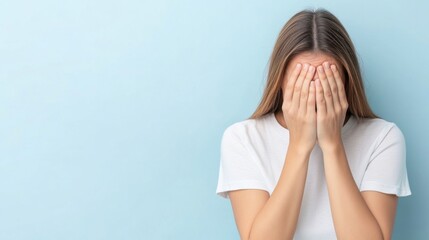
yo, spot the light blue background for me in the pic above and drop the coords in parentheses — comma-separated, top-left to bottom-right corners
(0, 0, 427, 239)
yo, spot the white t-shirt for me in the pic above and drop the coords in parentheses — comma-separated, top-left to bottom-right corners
(216, 112, 412, 239)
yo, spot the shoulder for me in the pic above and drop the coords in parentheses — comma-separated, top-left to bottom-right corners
(353, 116, 405, 145)
(222, 115, 269, 141)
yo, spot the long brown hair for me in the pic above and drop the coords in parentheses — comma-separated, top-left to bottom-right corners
(248, 9, 379, 120)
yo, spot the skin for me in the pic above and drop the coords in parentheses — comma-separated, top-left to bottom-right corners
(228, 51, 398, 240)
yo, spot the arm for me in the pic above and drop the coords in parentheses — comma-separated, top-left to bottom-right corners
(230, 63, 317, 240)
(315, 62, 397, 239)
(323, 142, 394, 240)
(246, 146, 310, 240)
(229, 145, 311, 240)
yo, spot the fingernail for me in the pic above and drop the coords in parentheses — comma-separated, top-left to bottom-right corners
(331, 65, 336, 71)
(309, 66, 315, 71)
(317, 66, 323, 72)
(297, 63, 301, 68)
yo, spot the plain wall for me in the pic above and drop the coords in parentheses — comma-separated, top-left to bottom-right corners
(0, 0, 427, 239)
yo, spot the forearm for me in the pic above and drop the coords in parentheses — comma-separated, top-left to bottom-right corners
(249, 144, 310, 240)
(323, 143, 384, 240)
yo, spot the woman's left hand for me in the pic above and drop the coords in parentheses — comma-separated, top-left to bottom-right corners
(314, 62, 349, 151)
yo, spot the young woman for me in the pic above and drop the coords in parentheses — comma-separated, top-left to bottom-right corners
(215, 9, 412, 240)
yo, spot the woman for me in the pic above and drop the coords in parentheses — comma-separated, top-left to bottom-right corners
(215, 9, 412, 240)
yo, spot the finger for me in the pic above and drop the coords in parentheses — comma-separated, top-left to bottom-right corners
(307, 81, 316, 115)
(299, 65, 315, 113)
(291, 63, 309, 110)
(284, 63, 302, 104)
(323, 62, 341, 112)
(331, 64, 348, 109)
(316, 65, 334, 114)
(315, 79, 326, 115)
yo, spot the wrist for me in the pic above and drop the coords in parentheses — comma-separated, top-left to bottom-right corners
(288, 142, 314, 156)
(321, 140, 344, 156)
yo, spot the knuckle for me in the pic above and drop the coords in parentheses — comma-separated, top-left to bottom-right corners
(325, 91, 332, 97)
(335, 108, 342, 115)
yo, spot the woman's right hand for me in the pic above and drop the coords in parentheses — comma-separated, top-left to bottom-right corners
(281, 63, 317, 153)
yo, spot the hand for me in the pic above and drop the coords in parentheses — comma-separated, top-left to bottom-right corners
(314, 62, 349, 151)
(282, 63, 317, 153)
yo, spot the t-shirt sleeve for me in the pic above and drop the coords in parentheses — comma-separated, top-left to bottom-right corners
(215, 125, 269, 199)
(359, 123, 412, 197)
